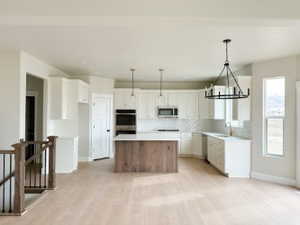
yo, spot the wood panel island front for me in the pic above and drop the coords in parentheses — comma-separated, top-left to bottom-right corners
(114, 134, 179, 173)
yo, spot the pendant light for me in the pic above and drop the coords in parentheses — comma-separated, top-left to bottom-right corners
(130, 68, 135, 96)
(159, 68, 164, 96)
(205, 39, 250, 99)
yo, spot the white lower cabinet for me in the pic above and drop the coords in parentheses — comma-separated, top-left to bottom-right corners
(207, 136, 251, 178)
(180, 133, 192, 155)
(56, 137, 79, 173)
(192, 133, 203, 158)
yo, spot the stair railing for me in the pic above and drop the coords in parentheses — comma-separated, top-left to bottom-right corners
(0, 136, 57, 215)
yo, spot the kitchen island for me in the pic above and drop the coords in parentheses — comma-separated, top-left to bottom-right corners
(114, 133, 180, 173)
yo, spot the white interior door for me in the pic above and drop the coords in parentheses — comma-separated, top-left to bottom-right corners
(92, 95, 112, 159)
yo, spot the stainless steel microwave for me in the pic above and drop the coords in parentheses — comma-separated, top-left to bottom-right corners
(157, 106, 178, 118)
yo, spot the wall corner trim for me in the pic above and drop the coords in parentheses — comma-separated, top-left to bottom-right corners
(251, 171, 296, 186)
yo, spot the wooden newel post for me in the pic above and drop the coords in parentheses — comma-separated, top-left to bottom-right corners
(48, 136, 58, 190)
(12, 141, 26, 215)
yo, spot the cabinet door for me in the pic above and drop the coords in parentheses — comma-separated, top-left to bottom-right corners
(124, 94, 137, 109)
(49, 77, 75, 120)
(114, 92, 124, 109)
(232, 76, 251, 121)
(138, 93, 157, 119)
(168, 93, 189, 119)
(114, 91, 137, 109)
(180, 133, 192, 154)
(156, 94, 168, 106)
(207, 137, 214, 163)
(213, 86, 226, 120)
(62, 79, 69, 119)
(168, 93, 179, 106)
(215, 141, 225, 172)
(187, 93, 199, 119)
(78, 81, 89, 103)
(65, 80, 78, 120)
(199, 90, 213, 119)
(192, 134, 202, 157)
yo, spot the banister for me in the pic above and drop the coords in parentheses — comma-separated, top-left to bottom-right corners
(25, 141, 49, 145)
(0, 150, 15, 154)
(0, 136, 58, 215)
(25, 142, 52, 166)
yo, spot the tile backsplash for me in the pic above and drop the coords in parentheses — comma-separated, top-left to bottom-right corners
(204, 119, 252, 138)
(137, 119, 211, 132)
(136, 118, 251, 138)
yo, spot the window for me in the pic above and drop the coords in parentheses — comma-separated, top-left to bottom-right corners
(263, 77, 285, 156)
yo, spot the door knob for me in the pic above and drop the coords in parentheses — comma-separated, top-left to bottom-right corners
(107, 129, 110, 132)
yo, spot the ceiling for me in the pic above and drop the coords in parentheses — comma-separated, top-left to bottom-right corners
(1, 1, 300, 81)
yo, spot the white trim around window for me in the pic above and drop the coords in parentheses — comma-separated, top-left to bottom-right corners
(262, 77, 286, 157)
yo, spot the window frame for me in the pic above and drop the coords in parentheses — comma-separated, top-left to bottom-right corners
(262, 76, 286, 157)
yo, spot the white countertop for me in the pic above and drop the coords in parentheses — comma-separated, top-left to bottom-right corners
(202, 132, 251, 142)
(114, 133, 180, 141)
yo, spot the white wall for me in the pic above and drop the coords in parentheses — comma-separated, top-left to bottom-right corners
(251, 56, 297, 183)
(296, 56, 300, 187)
(0, 51, 69, 148)
(20, 52, 69, 140)
(78, 104, 90, 161)
(26, 75, 44, 140)
(0, 52, 21, 149)
(89, 76, 115, 94)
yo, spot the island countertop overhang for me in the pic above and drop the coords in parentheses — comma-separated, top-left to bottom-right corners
(113, 134, 180, 141)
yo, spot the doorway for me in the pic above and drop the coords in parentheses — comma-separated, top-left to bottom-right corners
(26, 74, 44, 159)
(25, 95, 37, 159)
(91, 94, 113, 160)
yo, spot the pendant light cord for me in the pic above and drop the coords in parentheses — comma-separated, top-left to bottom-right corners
(130, 68, 135, 96)
(159, 69, 164, 96)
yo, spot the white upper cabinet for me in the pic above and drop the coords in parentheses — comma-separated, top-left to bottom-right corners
(49, 77, 74, 120)
(77, 80, 89, 103)
(114, 89, 201, 119)
(167, 92, 199, 119)
(232, 76, 251, 121)
(211, 86, 226, 120)
(156, 94, 168, 106)
(138, 92, 158, 119)
(114, 89, 137, 109)
(185, 93, 199, 119)
(198, 90, 211, 119)
(199, 86, 225, 120)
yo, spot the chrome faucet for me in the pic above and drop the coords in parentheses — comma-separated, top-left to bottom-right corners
(225, 121, 233, 136)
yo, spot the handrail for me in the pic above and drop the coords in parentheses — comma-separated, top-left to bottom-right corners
(0, 136, 58, 215)
(25, 141, 49, 145)
(0, 139, 54, 185)
(25, 142, 52, 166)
(0, 150, 15, 154)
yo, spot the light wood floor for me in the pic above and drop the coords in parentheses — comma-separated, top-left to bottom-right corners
(1, 158, 300, 225)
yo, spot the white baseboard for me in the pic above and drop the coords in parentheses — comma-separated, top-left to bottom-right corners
(78, 156, 92, 162)
(192, 154, 205, 160)
(251, 171, 296, 186)
(178, 153, 205, 159)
